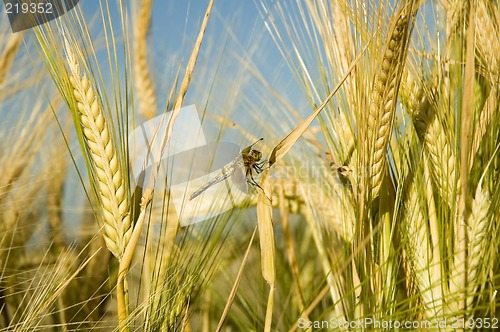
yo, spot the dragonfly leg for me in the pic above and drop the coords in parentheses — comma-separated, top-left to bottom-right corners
(253, 159, 268, 174)
(247, 178, 264, 192)
(246, 168, 264, 191)
(253, 164, 263, 174)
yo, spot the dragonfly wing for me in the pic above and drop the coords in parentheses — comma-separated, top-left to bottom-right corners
(232, 158, 248, 194)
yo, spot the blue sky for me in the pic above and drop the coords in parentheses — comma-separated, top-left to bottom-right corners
(71, 0, 305, 144)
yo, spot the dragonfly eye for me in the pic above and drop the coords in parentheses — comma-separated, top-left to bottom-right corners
(251, 150, 262, 160)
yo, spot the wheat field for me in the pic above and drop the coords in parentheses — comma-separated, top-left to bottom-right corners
(0, 0, 499, 331)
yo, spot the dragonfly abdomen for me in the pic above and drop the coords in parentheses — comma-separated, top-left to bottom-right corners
(188, 163, 236, 200)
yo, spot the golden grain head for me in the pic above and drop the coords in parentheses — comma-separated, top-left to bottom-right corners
(65, 39, 132, 259)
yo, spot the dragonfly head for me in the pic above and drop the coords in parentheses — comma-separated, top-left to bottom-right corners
(249, 149, 262, 161)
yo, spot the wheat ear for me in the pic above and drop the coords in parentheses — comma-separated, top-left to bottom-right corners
(0, 33, 22, 87)
(471, 1, 500, 156)
(405, 72, 459, 207)
(475, 1, 500, 80)
(64, 40, 132, 259)
(465, 184, 491, 309)
(133, 0, 157, 120)
(403, 178, 441, 319)
(366, 5, 413, 200)
(424, 112, 459, 207)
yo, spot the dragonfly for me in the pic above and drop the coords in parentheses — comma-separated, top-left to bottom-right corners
(189, 138, 267, 201)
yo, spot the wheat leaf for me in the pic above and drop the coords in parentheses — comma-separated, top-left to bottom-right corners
(257, 168, 275, 285)
(268, 41, 369, 167)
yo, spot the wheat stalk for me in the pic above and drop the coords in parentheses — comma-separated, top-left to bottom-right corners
(155, 0, 214, 283)
(451, 4, 477, 314)
(64, 39, 132, 260)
